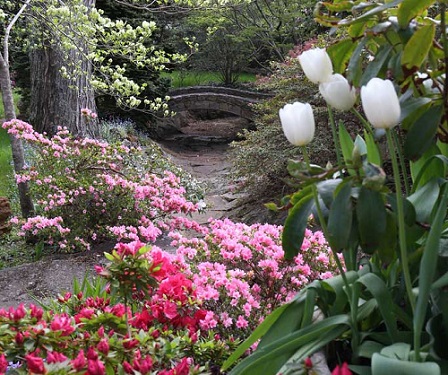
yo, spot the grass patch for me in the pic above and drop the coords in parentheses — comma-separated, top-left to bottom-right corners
(161, 70, 256, 88)
(0, 90, 21, 197)
(0, 127, 13, 197)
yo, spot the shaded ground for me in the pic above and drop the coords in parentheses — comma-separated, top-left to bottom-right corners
(0, 115, 251, 309)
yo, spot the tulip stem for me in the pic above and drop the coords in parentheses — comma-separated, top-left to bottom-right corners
(302, 146, 348, 286)
(302, 145, 358, 355)
(351, 108, 374, 138)
(327, 105, 342, 166)
(392, 130, 410, 196)
(386, 129, 415, 312)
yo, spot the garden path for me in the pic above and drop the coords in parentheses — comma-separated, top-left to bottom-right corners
(0, 115, 249, 309)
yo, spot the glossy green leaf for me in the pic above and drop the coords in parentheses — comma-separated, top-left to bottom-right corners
(411, 152, 448, 192)
(358, 340, 385, 359)
(399, 95, 431, 127)
(327, 39, 356, 74)
(228, 315, 350, 375)
(380, 342, 410, 360)
(356, 273, 399, 341)
(282, 194, 314, 259)
(327, 181, 353, 251)
(322, 270, 359, 314)
(372, 353, 440, 375)
(404, 105, 443, 161)
(338, 121, 354, 166)
(407, 178, 441, 224)
(222, 301, 294, 370)
(347, 39, 367, 86)
(398, 0, 436, 29)
(364, 130, 382, 166)
(353, 135, 367, 168)
(317, 179, 343, 209)
(357, 187, 387, 254)
(377, 211, 398, 264)
(414, 184, 448, 359)
(401, 24, 435, 72)
(361, 44, 394, 86)
(290, 185, 314, 205)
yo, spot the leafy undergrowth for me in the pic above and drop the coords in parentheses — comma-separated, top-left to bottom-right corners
(0, 232, 36, 269)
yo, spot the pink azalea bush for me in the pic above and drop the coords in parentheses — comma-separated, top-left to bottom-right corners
(3, 119, 199, 251)
(0, 227, 338, 374)
(171, 219, 339, 339)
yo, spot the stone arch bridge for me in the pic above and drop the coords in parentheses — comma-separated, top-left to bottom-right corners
(167, 86, 272, 120)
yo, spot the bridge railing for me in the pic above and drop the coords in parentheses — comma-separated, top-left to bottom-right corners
(168, 86, 272, 100)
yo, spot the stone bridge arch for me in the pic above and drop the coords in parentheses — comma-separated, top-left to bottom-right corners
(154, 86, 272, 138)
(167, 86, 271, 120)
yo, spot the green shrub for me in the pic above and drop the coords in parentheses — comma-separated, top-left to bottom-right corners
(230, 47, 356, 207)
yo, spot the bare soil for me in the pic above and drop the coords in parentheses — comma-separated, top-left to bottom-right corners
(0, 116, 251, 309)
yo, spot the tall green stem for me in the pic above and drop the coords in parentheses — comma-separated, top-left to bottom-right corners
(386, 130, 415, 312)
(392, 130, 410, 196)
(327, 105, 342, 166)
(351, 108, 375, 138)
(301, 145, 359, 356)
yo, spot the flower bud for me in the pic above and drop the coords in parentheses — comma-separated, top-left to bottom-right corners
(279, 102, 315, 146)
(298, 48, 333, 84)
(361, 78, 401, 129)
(319, 74, 357, 111)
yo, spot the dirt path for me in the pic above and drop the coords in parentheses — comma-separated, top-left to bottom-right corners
(0, 116, 248, 309)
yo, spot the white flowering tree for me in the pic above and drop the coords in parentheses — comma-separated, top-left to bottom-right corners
(0, 0, 192, 217)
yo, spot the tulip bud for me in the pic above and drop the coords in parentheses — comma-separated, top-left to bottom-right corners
(361, 78, 401, 129)
(298, 48, 333, 84)
(319, 74, 357, 111)
(279, 102, 315, 146)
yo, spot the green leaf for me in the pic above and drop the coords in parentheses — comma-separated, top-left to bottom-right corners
(380, 342, 411, 360)
(327, 39, 356, 74)
(327, 181, 353, 251)
(353, 135, 367, 168)
(357, 187, 387, 254)
(399, 96, 431, 128)
(401, 24, 435, 72)
(398, 0, 436, 29)
(411, 151, 448, 192)
(364, 130, 382, 166)
(317, 179, 343, 209)
(347, 39, 367, 86)
(104, 252, 115, 261)
(221, 302, 291, 372)
(358, 340, 385, 359)
(340, 0, 403, 26)
(361, 44, 394, 86)
(404, 105, 443, 161)
(377, 211, 398, 264)
(356, 273, 399, 341)
(372, 353, 440, 375)
(407, 178, 441, 224)
(339, 121, 354, 166)
(414, 184, 448, 358)
(282, 194, 314, 259)
(229, 315, 350, 375)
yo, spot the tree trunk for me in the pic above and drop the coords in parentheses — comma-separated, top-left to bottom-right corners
(28, 0, 97, 137)
(0, 57, 35, 218)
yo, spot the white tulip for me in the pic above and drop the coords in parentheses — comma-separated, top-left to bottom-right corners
(279, 102, 315, 146)
(361, 78, 401, 129)
(319, 74, 357, 111)
(298, 48, 333, 84)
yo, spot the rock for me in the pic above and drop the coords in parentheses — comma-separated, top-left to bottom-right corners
(0, 197, 12, 236)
